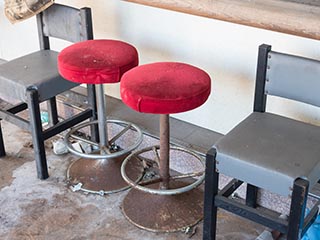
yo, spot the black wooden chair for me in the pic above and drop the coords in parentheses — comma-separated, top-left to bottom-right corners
(0, 3, 97, 180)
(203, 44, 320, 240)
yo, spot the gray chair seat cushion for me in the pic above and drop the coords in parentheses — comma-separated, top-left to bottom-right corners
(0, 50, 78, 102)
(215, 112, 320, 196)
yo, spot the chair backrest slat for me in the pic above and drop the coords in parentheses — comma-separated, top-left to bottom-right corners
(254, 44, 320, 111)
(265, 51, 320, 107)
(37, 3, 93, 49)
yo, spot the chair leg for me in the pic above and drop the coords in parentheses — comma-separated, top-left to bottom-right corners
(246, 184, 258, 208)
(47, 97, 59, 126)
(287, 178, 309, 240)
(87, 84, 99, 142)
(27, 88, 49, 180)
(0, 120, 5, 157)
(203, 148, 218, 240)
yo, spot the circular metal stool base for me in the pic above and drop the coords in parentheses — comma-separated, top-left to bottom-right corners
(67, 154, 143, 195)
(122, 180, 204, 232)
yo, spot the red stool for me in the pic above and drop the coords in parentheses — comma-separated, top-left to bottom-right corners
(58, 39, 143, 195)
(120, 62, 211, 232)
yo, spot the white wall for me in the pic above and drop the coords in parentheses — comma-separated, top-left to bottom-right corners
(1, 0, 320, 134)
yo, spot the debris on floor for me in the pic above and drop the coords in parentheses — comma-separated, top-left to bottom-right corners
(0, 121, 266, 239)
(52, 139, 68, 155)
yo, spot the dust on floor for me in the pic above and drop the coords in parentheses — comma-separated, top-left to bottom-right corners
(0, 121, 265, 240)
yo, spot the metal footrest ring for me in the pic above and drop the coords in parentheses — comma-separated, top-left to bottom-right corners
(65, 119, 143, 159)
(121, 145, 205, 195)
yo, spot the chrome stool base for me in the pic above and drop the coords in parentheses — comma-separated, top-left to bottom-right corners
(67, 154, 144, 195)
(122, 180, 203, 232)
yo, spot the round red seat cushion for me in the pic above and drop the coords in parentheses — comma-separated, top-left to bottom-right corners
(120, 62, 211, 114)
(58, 39, 138, 84)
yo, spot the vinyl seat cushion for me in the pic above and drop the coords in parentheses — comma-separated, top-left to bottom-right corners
(120, 62, 211, 114)
(58, 39, 139, 84)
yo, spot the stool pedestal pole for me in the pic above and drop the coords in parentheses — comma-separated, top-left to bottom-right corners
(159, 114, 169, 189)
(96, 84, 109, 149)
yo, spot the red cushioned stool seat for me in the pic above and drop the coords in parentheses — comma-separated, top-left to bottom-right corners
(120, 62, 211, 114)
(58, 39, 138, 84)
(120, 62, 211, 233)
(57, 39, 143, 195)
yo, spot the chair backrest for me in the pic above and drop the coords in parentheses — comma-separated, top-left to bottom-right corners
(254, 44, 320, 112)
(36, 3, 93, 50)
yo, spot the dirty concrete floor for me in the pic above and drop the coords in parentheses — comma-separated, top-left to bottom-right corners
(0, 120, 270, 240)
